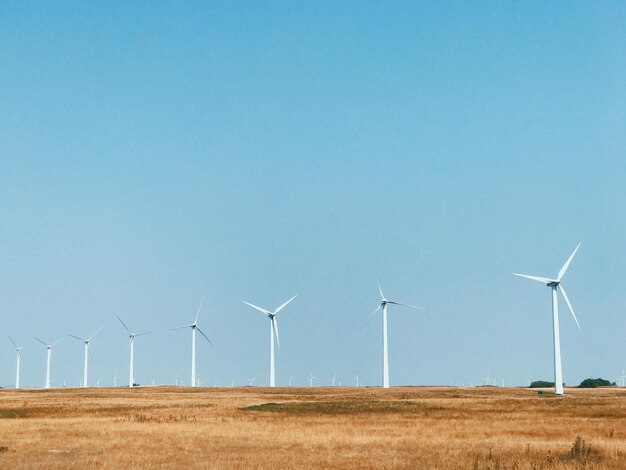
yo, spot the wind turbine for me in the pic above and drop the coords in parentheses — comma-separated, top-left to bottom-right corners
(332, 373, 337, 387)
(68, 327, 102, 388)
(365, 278, 423, 388)
(117, 316, 152, 387)
(8, 337, 23, 389)
(171, 303, 213, 387)
(34, 337, 64, 389)
(242, 294, 297, 387)
(247, 378, 255, 386)
(514, 243, 582, 396)
(309, 371, 316, 387)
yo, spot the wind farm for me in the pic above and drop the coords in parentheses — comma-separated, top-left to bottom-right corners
(2, 1, 626, 468)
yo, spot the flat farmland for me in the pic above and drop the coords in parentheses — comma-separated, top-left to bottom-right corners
(0, 386, 624, 469)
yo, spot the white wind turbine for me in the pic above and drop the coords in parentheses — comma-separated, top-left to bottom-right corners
(68, 327, 102, 388)
(34, 337, 64, 389)
(309, 371, 316, 387)
(8, 337, 23, 389)
(514, 243, 582, 396)
(171, 303, 213, 387)
(242, 294, 297, 387)
(117, 316, 153, 387)
(365, 278, 423, 388)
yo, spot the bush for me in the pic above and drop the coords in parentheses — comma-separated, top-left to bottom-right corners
(529, 380, 555, 388)
(577, 378, 615, 388)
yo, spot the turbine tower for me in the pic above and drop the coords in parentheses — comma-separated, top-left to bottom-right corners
(34, 337, 64, 389)
(117, 316, 152, 387)
(365, 278, 423, 388)
(514, 243, 582, 396)
(171, 303, 213, 387)
(242, 294, 297, 387)
(68, 327, 102, 388)
(8, 337, 23, 389)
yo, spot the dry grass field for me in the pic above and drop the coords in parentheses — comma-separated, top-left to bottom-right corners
(0, 385, 624, 469)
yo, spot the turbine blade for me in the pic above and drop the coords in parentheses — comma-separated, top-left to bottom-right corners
(196, 327, 213, 346)
(559, 285, 581, 330)
(274, 294, 298, 315)
(34, 337, 49, 347)
(376, 276, 385, 299)
(8, 336, 18, 348)
(135, 331, 153, 337)
(194, 302, 202, 326)
(272, 317, 280, 349)
(512, 273, 555, 284)
(558, 243, 581, 281)
(68, 334, 86, 342)
(242, 301, 272, 316)
(386, 301, 424, 310)
(51, 337, 65, 347)
(88, 326, 103, 342)
(169, 325, 193, 331)
(88, 343, 95, 363)
(116, 316, 133, 335)
(361, 304, 382, 330)
(127, 338, 133, 351)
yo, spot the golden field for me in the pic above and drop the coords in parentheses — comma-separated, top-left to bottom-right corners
(0, 386, 624, 469)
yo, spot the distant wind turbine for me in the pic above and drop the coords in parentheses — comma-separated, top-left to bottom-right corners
(364, 278, 423, 388)
(117, 316, 153, 387)
(34, 336, 64, 389)
(514, 243, 582, 396)
(68, 327, 102, 388)
(309, 371, 316, 387)
(8, 337, 23, 389)
(171, 303, 213, 387)
(242, 294, 297, 387)
(247, 378, 255, 386)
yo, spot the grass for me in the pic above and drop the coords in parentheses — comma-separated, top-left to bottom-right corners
(0, 386, 624, 468)
(239, 399, 435, 413)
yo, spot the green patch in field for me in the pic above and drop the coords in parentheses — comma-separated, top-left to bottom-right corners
(240, 400, 435, 414)
(0, 409, 31, 419)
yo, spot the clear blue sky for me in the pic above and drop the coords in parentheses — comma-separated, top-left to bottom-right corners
(1, 1, 625, 388)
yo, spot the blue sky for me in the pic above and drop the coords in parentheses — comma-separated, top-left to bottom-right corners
(1, 1, 625, 388)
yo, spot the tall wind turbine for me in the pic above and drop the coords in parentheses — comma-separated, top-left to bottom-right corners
(68, 327, 102, 388)
(34, 337, 64, 389)
(117, 316, 152, 387)
(365, 278, 423, 388)
(514, 243, 582, 396)
(171, 303, 213, 387)
(242, 294, 297, 387)
(8, 337, 23, 389)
